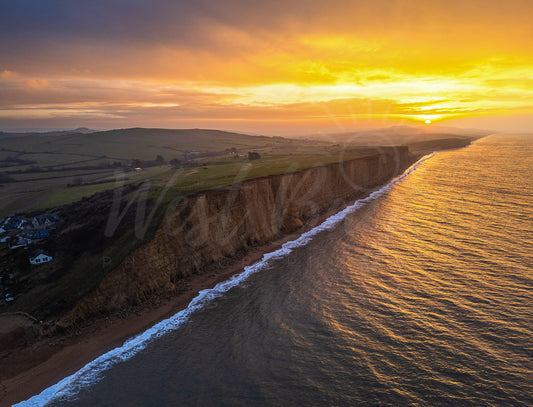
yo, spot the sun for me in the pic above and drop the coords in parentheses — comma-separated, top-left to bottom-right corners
(425, 119, 432, 124)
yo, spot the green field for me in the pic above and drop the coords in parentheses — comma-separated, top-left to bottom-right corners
(1, 127, 484, 219)
(0, 128, 295, 165)
(0, 127, 482, 217)
(0, 128, 333, 216)
(30, 145, 382, 211)
(1, 128, 390, 216)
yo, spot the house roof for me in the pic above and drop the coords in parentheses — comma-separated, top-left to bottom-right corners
(23, 229, 50, 239)
(29, 249, 51, 259)
(0, 216, 23, 229)
(33, 214, 59, 224)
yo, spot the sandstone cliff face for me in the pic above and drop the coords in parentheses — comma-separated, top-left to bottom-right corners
(70, 147, 409, 321)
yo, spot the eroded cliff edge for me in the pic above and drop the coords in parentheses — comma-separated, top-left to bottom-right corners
(69, 147, 412, 322)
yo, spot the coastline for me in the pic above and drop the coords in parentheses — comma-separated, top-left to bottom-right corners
(0, 197, 352, 406)
(1, 151, 431, 406)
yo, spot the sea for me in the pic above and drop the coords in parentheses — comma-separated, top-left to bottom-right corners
(18, 134, 532, 406)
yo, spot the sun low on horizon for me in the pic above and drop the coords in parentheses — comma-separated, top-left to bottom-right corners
(1, 0, 533, 135)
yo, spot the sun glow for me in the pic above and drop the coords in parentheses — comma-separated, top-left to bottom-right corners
(1, 1, 533, 132)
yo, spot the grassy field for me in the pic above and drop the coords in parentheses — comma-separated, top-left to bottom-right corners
(0, 128, 331, 217)
(30, 145, 382, 210)
(2, 128, 381, 216)
(0, 127, 483, 217)
(0, 128, 295, 166)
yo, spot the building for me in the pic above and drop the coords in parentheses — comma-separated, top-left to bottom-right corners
(22, 229, 50, 241)
(0, 216, 24, 232)
(29, 250, 53, 265)
(18, 219, 31, 230)
(32, 214, 60, 229)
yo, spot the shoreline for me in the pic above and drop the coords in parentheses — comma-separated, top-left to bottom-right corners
(0, 199, 347, 406)
(0, 152, 431, 406)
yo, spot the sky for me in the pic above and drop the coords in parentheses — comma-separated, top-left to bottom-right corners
(1, 0, 532, 135)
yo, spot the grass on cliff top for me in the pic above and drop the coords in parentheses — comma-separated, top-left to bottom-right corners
(0, 128, 329, 217)
(143, 145, 388, 197)
(2, 125, 458, 216)
(20, 145, 382, 212)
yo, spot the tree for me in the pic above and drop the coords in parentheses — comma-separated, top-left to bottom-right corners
(169, 158, 182, 168)
(248, 151, 261, 161)
(155, 154, 165, 164)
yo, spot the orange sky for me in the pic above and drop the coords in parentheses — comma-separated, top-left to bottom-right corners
(1, 0, 532, 134)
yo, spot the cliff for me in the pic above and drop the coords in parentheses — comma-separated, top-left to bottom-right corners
(69, 147, 411, 322)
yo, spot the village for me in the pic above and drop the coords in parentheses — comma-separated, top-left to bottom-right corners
(0, 214, 61, 306)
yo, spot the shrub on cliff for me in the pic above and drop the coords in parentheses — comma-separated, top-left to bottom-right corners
(248, 151, 261, 161)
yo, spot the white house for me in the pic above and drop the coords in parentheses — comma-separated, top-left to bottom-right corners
(29, 250, 53, 265)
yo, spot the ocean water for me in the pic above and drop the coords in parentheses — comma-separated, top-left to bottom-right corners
(19, 134, 532, 406)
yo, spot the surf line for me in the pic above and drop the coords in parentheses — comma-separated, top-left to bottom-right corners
(16, 152, 435, 407)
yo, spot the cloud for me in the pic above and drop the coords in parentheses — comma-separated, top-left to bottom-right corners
(0, 70, 18, 80)
(1, 1, 533, 132)
(1, 0, 532, 80)
(25, 78, 50, 89)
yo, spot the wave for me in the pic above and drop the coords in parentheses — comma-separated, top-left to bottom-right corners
(16, 153, 435, 407)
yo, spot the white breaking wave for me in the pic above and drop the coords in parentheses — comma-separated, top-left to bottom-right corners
(15, 153, 435, 407)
